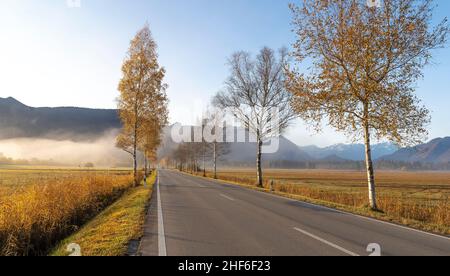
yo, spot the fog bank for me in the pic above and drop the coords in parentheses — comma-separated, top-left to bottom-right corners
(0, 132, 131, 167)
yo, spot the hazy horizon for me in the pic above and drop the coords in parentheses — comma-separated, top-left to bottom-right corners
(1, 95, 449, 149)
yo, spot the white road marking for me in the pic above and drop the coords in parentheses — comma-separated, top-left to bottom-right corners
(294, 227, 359, 256)
(292, 200, 450, 241)
(257, 186, 450, 241)
(220, 194, 235, 201)
(178, 171, 450, 241)
(157, 172, 167, 256)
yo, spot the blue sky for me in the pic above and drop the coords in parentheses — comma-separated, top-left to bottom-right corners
(0, 0, 449, 147)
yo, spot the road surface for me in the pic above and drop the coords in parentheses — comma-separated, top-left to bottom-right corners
(139, 170, 450, 256)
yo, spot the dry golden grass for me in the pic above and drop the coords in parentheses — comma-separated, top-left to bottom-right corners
(202, 169, 450, 235)
(51, 172, 156, 256)
(0, 169, 139, 256)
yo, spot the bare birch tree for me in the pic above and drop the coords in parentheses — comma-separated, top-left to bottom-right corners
(203, 108, 231, 179)
(286, 0, 449, 210)
(214, 47, 297, 187)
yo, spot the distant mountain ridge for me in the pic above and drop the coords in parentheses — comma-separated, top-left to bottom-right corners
(300, 143, 399, 161)
(158, 125, 312, 163)
(2, 97, 450, 165)
(381, 137, 450, 163)
(0, 97, 121, 141)
(158, 124, 450, 165)
(224, 135, 311, 163)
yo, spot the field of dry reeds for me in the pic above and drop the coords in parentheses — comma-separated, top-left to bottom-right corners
(0, 168, 138, 256)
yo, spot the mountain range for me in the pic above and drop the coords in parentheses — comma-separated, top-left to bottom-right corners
(224, 135, 312, 162)
(381, 137, 450, 163)
(299, 143, 399, 161)
(0, 97, 121, 141)
(1, 97, 449, 164)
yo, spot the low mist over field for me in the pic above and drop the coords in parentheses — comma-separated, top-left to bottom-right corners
(0, 131, 130, 167)
(0, 97, 131, 167)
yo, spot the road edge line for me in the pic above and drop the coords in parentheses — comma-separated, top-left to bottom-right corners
(157, 172, 167, 256)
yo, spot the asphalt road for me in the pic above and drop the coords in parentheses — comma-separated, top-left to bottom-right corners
(139, 170, 450, 256)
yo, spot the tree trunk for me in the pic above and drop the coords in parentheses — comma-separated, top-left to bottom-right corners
(213, 142, 217, 179)
(133, 101, 139, 187)
(144, 156, 148, 186)
(256, 139, 263, 188)
(133, 145, 138, 187)
(202, 147, 206, 177)
(364, 121, 377, 210)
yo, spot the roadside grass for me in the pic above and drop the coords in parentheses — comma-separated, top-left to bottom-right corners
(185, 169, 450, 236)
(0, 169, 140, 256)
(50, 172, 156, 256)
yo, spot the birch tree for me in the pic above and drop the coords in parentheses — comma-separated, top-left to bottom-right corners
(117, 25, 168, 186)
(203, 109, 231, 179)
(140, 110, 168, 184)
(214, 47, 297, 187)
(286, 0, 449, 210)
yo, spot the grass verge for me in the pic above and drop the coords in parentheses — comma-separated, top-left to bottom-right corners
(50, 172, 156, 256)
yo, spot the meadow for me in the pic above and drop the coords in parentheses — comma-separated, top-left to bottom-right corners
(0, 167, 137, 256)
(206, 169, 450, 235)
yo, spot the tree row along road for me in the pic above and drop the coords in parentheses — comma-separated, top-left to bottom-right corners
(139, 170, 450, 256)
